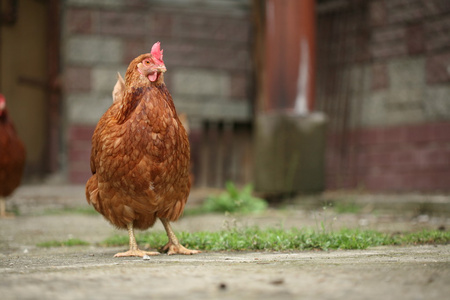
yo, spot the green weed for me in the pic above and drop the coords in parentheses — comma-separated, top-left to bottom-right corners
(201, 182, 268, 214)
(37, 238, 89, 248)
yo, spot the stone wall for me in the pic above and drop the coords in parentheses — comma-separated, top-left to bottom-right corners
(363, 0, 450, 127)
(62, 0, 252, 183)
(320, 0, 450, 192)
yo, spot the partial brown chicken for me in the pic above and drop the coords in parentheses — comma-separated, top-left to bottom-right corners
(0, 94, 26, 218)
(86, 42, 200, 257)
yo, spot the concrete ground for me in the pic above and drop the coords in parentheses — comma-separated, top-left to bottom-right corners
(0, 185, 449, 300)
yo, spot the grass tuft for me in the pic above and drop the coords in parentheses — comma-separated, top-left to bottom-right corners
(40, 206, 98, 216)
(331, 202, 362, 214)
(391, 229, 450, 245)
(100, 228, 450, 252)
(37, 238, 90, 248)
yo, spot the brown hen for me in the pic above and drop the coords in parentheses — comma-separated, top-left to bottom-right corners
(86, 42, 200, 257)
(0, 94, 26, 218)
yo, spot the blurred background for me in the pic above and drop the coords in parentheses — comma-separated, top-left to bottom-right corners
(1, 0, 449, 195)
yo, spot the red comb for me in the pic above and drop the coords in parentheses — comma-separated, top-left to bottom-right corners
(151, 42, 164, 64)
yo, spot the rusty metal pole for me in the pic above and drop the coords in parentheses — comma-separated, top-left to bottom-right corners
(299, 0, 316, 113)
(254, 0, 325, 195)
(264, 0, 316, 114)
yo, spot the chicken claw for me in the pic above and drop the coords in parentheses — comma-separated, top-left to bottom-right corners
(160, 218, 201, 255)
(114, 222, 160, 258)
(114, 249, 160, 258)
(162, 242, 201, 255)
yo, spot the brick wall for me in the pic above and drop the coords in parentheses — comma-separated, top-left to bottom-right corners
(326, 122, 450, 192)
(318, 0, 450, 192)
(63, 0, 252, 184)
(358, 123, 450, 191)
(67, 125, 95, 184)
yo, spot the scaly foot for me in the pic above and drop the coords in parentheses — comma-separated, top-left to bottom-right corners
(114, 249, 160, 257)
(162, 242, 201, 255)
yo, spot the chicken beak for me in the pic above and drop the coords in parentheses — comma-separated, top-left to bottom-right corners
(155, 65, 167, 73)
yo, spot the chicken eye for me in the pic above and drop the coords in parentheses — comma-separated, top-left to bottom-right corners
(143, 59, 151, 66)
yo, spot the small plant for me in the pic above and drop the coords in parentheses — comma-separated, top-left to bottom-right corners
(201, 182, 268, 214)
(311, 202, 336, 234)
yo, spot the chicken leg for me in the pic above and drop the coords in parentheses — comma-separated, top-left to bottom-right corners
(160, 218, 201, 255)
(114, 222, 160, 257)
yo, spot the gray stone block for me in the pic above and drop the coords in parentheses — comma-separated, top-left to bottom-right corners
(424, 86, 450, 121)
(173, 95, 251, 122)
(172, 68, 230, 97)
(253, 112, 327, 194)
(66, 36, 123, 65)
(92, 66, 127, 93)
(66, 93, 112, 125)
